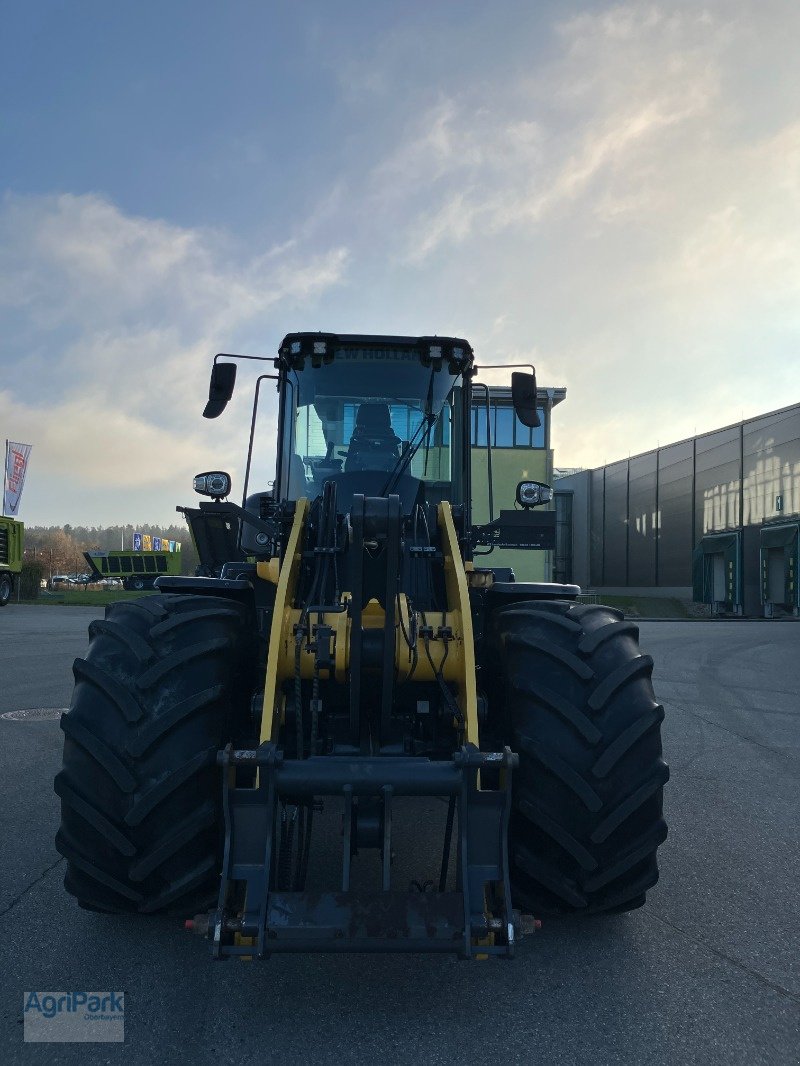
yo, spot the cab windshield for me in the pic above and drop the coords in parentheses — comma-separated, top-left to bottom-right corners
(278, 345, 462, 508)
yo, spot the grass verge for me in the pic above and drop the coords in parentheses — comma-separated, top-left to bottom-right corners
(584, 595, 698, 619)
(19, 590, 150, 606)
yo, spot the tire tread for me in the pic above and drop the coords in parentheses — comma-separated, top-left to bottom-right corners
(492, 600, 668, 916)
(56, 593, 253, 914)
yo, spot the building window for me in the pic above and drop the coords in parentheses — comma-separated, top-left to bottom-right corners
(473, 405, 490, 446)
(471, 401, 546, 448)
(495, 406, 515, 447)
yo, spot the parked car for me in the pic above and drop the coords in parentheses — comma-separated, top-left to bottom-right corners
(49, 575, 74, 589)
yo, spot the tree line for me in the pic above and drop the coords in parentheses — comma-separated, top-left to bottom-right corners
(22, 523, 200, 578)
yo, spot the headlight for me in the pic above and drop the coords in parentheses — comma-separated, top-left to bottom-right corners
(194, 471, 232, 499)
(516, 480, 553, 508)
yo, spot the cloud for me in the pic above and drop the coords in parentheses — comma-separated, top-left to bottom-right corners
(4, 0, 800, 526)
(0, 192, 348, 523)
(337, 1, 800, 469)
(363, 4, 727, 262)
(0, 192, 347, 342)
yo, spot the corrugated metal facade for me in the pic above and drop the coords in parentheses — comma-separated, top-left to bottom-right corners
(556, 402, 800, 615)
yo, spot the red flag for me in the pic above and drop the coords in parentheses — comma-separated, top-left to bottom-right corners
(3, 441, 32, 517)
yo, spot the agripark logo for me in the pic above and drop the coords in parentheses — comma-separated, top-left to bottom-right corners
(23, 991, 124, 1043)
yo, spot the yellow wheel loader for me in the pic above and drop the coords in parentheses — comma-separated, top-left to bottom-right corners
(55, 333, 668, 958)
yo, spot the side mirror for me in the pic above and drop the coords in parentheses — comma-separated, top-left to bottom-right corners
(511, 371, 540, 428)
(203, 361, 237, 419)
(516, 480, 552, 508)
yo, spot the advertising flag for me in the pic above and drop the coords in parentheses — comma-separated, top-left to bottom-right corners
(153, 537, 162, 551)
(169, 541, 176, 552)
(133, 532, 143, 551)
(142, 535, 153, 551)
(3, 441, 32, 517)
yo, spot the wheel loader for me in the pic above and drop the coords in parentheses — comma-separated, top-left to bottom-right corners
(55, 332, 668, 959)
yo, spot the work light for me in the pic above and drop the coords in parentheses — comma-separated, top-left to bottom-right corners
(516, 480, 553, 508)
(193, 471, 232, 499)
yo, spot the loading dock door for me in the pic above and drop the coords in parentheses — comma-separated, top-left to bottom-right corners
(712, 554, 726, 602)
(767, 549, 784, 603)
(759, 522, 799, 609)
(692, 532, 741, 608)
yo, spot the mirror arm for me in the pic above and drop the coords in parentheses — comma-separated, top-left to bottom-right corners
(213, 352, 275, 367)
(241, 373, 280, 508)
(474, 362, 536, 377)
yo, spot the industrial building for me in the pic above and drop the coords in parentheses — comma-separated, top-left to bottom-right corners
(471, 385, 566, 580)
(555, 402, 800, 617)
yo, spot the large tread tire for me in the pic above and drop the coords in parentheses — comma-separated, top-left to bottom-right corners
(491, 600, 669, 916)
(0, 573, 12, 606)
(55, 594, 256, 914)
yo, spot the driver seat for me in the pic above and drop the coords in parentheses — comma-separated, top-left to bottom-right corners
(344, 403, 402, 472)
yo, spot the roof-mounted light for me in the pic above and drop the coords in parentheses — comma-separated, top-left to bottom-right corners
(420, 342, 444, 370)
(418, 335, 473, 374)
(280, 333, 337, 370)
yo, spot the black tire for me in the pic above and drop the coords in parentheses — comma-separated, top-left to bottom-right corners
(55, 593, 256, 914)
(0, 573, 12, 606)
(490, 600, 669, 916)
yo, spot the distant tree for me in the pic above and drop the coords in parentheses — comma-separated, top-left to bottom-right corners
(25, 519, 199, 576)
(20, 560, 45, 599)
(24, 527, 87, 577)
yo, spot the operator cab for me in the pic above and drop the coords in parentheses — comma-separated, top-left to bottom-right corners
(276, 334, 472, 513)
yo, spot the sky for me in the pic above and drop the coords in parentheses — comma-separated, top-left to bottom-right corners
(2, 0, 799, 526)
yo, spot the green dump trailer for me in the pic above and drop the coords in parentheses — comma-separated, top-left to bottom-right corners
(83, 549, 183, 591)
(0, 517, 23, 606)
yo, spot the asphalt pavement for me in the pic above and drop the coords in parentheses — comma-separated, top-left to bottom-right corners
(0, 604, 798, 1065)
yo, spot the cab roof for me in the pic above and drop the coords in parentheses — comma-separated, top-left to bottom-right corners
(278, 332, 475, 373)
